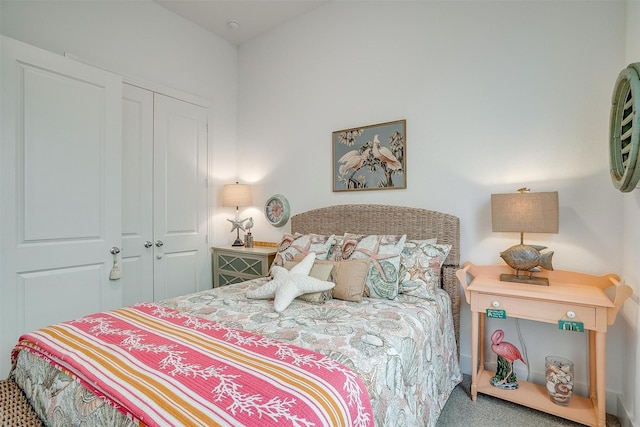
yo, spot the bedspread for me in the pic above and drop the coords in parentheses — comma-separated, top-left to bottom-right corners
(13, 302, 372, 427)
(11, 278, 461, 426)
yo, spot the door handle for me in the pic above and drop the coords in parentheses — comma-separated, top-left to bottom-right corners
(110, 247, 121, 255)
(144, 241, 153, 248)
(155, 240, 164, 247)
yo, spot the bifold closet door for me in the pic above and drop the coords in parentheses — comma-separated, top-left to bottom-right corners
(122, 84, 154, 305)
(0, 37, 122, 377)
(121, 84, 209, 305)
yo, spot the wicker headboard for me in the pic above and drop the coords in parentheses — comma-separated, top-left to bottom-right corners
(291, 204, 461, 353)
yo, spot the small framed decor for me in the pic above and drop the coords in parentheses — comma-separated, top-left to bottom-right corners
(264, 194, 290, 227)
(332, 119, 406, 192)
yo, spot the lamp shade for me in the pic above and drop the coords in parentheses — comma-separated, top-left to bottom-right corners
(222, 183, 252, 207)
(491, 191, 559, 234)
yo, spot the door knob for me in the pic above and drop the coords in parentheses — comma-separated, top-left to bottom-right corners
(155, 240, 164, 247)
(144, 241, 153, 248)
(110, 247, 121, 255)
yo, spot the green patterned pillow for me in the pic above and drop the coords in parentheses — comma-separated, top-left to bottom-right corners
(341, 233, 407, 299)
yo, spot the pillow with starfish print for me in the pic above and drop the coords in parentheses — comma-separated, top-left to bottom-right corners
(398, 241, 451, 300)
(272, 233, 334, 268)
(341, 233, 406, 300)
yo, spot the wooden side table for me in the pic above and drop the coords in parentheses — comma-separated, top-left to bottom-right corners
(212, 246, 276, 287)
(456, 262, 632, 427)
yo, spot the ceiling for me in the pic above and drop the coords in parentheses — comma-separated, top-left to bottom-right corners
(153, 1, 329, 46)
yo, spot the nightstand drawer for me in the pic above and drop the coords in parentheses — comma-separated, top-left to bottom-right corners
(475, 293, 596, 329)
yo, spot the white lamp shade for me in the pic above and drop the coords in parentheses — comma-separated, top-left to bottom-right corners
(222, 183, 252, 207)
(491, 191, 559, 234)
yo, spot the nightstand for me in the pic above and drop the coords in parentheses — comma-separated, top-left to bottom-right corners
(456, 262, 632, 427)
(212, 246, 277, 287)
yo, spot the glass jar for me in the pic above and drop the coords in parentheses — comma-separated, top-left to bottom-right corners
(545, 356, 574, 406)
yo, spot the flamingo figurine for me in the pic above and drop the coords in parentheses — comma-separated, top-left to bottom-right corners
(490, 329, 526, 389)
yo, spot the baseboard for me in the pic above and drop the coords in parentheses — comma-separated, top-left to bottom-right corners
(617, 393, 637, 427)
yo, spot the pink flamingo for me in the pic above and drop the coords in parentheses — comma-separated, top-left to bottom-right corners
(491, 329, 526, 384)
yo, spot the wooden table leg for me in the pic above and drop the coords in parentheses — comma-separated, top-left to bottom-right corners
(471, 310, 479, 402)
(595, 331, 606, 427)
(588, 331, 596, 402)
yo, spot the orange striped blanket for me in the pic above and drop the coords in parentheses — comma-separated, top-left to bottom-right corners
(12, 303, 373, 427)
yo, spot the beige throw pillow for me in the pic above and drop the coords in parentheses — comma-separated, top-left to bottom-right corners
(293, 253, 370, 302)
(283, 261, 335, 303)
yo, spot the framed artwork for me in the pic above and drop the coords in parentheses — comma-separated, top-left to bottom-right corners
(332, 119, 406, 192)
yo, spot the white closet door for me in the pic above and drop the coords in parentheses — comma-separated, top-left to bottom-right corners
(0, 37, 122, 377)
(121, 84, 154, 306)
(153, 94, 209, 300)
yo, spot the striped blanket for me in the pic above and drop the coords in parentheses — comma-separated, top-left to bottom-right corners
(12, 303, 373, 427)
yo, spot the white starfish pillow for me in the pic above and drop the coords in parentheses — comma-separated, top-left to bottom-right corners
(246, 252, 335, 312)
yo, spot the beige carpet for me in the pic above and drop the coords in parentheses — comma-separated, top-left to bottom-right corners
(437, 374, 621, 426)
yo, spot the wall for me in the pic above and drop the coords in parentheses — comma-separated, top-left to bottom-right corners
(237, 0, 630, 414)
(621, 1, 640, 425)
(0, 0, 240, 243)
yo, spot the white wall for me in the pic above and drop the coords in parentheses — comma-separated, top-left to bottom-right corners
(0, 0, 240, 243)
(621, 1, 640, 425)
(237, 0, 630, 414)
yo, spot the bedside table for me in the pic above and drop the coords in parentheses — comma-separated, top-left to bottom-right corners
(212, 246, 276, 288)
(457, 262, 632, 427)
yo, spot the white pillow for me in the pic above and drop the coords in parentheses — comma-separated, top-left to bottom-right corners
(246, 253, 335, 312)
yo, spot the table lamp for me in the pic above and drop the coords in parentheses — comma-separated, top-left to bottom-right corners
(222, 182, 252, 246)
(491, 188, 559, 285)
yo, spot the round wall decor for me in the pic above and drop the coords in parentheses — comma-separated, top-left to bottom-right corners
(264, 194, 290, 227)
(610, 63, 640, 192)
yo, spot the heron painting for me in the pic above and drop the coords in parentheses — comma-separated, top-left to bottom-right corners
(490, 329, 527, 390)
(332, 120, 406, 192)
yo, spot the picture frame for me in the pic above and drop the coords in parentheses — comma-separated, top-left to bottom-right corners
(332, 119, 406, 192)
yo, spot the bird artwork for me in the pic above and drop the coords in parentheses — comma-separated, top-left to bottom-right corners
(333, 122, 406, 190)
(371, 135, 402, 170)
(338, 147, 370, 175)
(490, 329, 526, 390)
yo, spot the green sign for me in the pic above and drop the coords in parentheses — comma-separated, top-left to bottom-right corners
(486, 309, 507, 319)
(558, 320, 584, 332)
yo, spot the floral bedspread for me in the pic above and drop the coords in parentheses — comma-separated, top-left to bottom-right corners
(11, 278, 461, 427)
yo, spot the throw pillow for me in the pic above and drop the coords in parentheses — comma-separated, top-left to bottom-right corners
(398, 239, 437, 294)
(283, 260, 335, 303)
(247, 253, 335, 312)
(272, 233, 334, 267)
(341, 234, 407, 299)
(293, 253, 370, 302)
(398, 241, 452, 300)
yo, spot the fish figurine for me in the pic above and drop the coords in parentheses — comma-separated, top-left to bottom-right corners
(500, 244, 554, 274)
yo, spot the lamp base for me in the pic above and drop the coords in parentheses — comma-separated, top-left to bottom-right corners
(500, 273, 549, 286)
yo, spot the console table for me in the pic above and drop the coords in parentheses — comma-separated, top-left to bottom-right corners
(456, 262, 632, 427)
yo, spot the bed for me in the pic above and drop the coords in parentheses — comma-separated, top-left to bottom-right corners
(9, 204, 462, 426)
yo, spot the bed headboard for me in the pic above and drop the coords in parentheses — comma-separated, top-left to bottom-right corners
(291, 204, 461, 353)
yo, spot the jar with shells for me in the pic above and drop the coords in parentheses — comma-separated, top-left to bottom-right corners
(545, 356, 574, 406)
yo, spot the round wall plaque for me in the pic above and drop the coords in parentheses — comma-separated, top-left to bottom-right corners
(264, 194, 290, 227)
(610, 63, 640, 192)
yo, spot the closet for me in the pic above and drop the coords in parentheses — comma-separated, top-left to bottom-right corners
(0, 37, 210, 377)
(121, 84, 209, 306)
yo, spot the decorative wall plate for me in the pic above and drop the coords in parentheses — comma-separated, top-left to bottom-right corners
(610, 63, 640, 192)
(264, 194, 290, 227)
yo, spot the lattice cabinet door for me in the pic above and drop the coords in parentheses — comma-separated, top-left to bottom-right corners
(212, 247, 276, 287)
